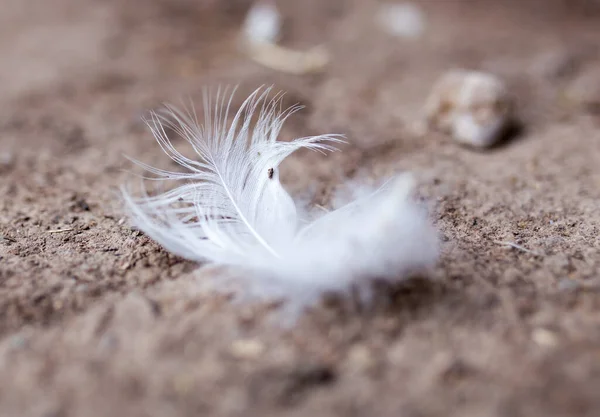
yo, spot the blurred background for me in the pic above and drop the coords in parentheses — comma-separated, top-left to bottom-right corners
(1, 1, 600, 416)
(2, 0, 600, 157)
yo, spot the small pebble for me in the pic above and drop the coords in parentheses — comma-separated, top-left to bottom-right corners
(243, 1, 281, 45)
(377, 2, 426, 39)
(347, 344, 375, 372)
(424, 69, 514, 148)
(532, 327, 558, 347)
(230, 339, 265, 360)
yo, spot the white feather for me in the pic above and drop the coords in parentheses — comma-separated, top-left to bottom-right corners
(122, 87, 438, 309)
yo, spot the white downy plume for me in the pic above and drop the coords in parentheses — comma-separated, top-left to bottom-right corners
(122, 87, 438, 310)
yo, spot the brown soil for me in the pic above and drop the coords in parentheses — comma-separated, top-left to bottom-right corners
(1, 0, 600, 416)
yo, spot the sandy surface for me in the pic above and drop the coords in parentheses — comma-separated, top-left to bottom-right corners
(1, 0, 600, 416)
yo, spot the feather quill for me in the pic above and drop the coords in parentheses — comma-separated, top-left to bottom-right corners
(122, 87, 438, 308)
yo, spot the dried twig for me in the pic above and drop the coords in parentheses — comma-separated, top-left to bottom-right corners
(245, 42, 329, 75)
(47, 228, 75, 234)
(241, 1, 329, 75)
(493, 240, 543, 257)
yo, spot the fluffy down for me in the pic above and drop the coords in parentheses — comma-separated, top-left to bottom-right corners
(122, 87, 439, 310)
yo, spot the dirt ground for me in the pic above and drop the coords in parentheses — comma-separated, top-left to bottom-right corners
(1, 0, 600, 416)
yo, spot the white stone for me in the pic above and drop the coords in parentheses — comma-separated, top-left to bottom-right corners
(424, 70, 513, 148)
(243, 1, 281, 45)
(377, 3, 426, 39)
